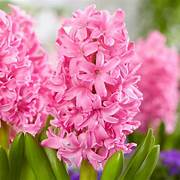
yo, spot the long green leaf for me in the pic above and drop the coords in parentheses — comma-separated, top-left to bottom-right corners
(39, 115, 69, 180)
(0, 147, 9, 180)
(101, 151, 124, 180)
(156, 122, 166, 149)
(24, 133, 56, 180)
(9, 133, 24, 180)
(135, 145, 160, 180)
(0, 122, 9, 150)
(20, 159, 37, 180)
(80, 160, 97, 180)
(122, 129, 155, 180)
(44, 148, 70, 180)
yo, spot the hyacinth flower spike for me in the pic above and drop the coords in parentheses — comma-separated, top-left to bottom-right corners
(42, 4, 143, 172)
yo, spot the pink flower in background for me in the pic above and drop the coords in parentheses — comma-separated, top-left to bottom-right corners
(178, 54, 180, 100)
(135, 31, 179, 133)
(9, 5, 49, 80)
(42, 5, 142, 169)
(0, 6, 48, 135)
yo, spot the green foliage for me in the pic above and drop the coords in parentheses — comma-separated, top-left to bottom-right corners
(121, 129, 158, 180)
(24, 133, 56, 180)
(156, 122, 166, 150)
(20, 159, 37, 180)
(156, 119, 180, 150)
(135, 145, 160, 179)
(9, 133, 25, 180)
(0, 128, 159, 180)
(138, 0, 180, 48)
(129, 117, 180, 179)
(80, 160, 98, 180)
(101, 151, 124, 180)
(0, 121, 9, 150)
(0, 147, 9, 180)
(122, 129, 155, 179)
(44, 148, 69, 180)
(0, 1, 12, 11)
(151, 163, 170, 180)
(99, 129, 160, 180)
(129, 118, 180, 151)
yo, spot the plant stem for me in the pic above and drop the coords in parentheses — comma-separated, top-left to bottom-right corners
(0, 121, 9, 150)
(80, 160, 97, 180)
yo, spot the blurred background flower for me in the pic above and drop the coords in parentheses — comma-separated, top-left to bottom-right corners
(135, 31, 179, 133)
(161, 150, 180, 176)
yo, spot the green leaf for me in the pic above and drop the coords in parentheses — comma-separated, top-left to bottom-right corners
(122, 129, 155, 180)
(9, 133, 24, 180)
(80, 160, 97, 180)
(128, 131, 144, 145)
(135, 145, 160, 180)
(156, 122, 166, 149)
(20, 159, 37, 180)
(0, 121, 9, 150)
(101, 151, 123, 180)
(44, 147, 70, 180)
(24, 133, 56, 180)
(37, 115, 54, 141)
(0, 147, 9, 180)
(38, 115, 70, 180)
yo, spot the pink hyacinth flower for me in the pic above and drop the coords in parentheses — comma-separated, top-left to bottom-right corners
(42, 5, 142, 170)
(135, 31, 179, 133)
(0, 5, 48, 136)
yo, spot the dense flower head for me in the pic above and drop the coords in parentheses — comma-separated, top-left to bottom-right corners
(42, 5, 142, 169)
(135, 31, 179, 133)
(161, 150, 180, 175)
(0, 6, 48, 135)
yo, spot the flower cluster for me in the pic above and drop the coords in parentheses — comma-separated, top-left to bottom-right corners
(135, 31, 179, 133)
(42, 5, 142, 169)
(0, 6, 48, 135)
